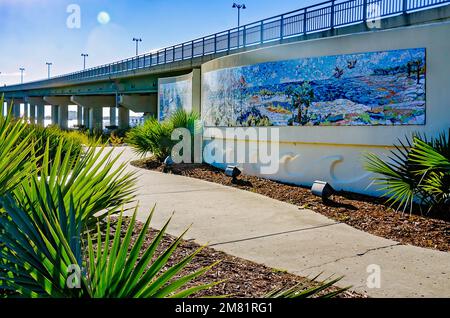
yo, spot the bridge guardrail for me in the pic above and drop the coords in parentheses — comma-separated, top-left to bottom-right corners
(3, 0, 449, 90)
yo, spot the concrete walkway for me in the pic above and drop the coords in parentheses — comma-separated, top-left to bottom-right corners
(113, 147, 450, 298)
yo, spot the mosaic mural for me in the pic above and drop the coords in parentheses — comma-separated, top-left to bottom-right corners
(202, 48, 426, 127)
(159, 79, 192, 121)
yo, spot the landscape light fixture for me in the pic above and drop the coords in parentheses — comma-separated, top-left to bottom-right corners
(225, 165, 241, 183)
(133, 38, 142, 56)
(163, 156, 174, 173)
(46, 62, 52, 79)
(311, 181, 335, 202)
(19, 68, 25, 84)
(81, 53, 89, 70)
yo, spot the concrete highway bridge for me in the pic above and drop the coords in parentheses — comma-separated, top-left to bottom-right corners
(1, 0, 449, 131)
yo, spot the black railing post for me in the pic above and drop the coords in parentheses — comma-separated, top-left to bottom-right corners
(182, 44, 185, 60)
(173, 46, 176, 61)
(260, 21, 264, 44)
(363, 0, 368, 22)
(303, 8, 307, 35)
(214, 34, 217, 53)
(403, 0, 408, 14)
(227, 30, 231, 53)
(280, 15, 284, 40)
(243, 25, 247, 47)
(164, 48, 167, 64)
(191, 40, 194, 58)
(202, 37, 205, 55)
(330, 0, 335, 29)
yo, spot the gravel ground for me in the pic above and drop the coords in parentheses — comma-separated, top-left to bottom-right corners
(131, 158, 450, 252)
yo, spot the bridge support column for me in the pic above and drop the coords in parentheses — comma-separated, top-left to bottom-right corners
(110, 107, 117, 126)
(51, 105, 59, 126)
(89, 107, 103, 132)
(26, 97, 46, 126)
(83, 107, 90, 128)
(44, 96, 72, 130)
(77, 106, 83, 127)
(37, 105, 45, 126)
(71, 95, 115, 132)
(24, 103, 29, 119)
(118, 106, 130, 130)
(13, 103, 21, 118)
(29, 105, 36, 124)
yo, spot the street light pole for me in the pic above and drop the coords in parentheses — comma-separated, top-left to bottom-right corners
(232, 3, 246, 28)
(133, 38, 142, 56)
(46, 62, 53, 79)
(81, 53, 89, 70)
(19, 68, 25, 84)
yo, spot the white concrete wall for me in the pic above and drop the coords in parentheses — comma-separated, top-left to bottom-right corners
(200, 21, 450, 196)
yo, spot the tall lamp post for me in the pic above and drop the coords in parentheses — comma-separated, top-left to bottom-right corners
(46, 62, 53, 79)
(19, 68, 25, 84)
(232, 3, 246, 28)
(81, 53, 89, 70)
(132, 38, 142, 56)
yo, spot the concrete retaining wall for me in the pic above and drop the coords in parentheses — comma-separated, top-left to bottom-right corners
(200, 21, 450, 195)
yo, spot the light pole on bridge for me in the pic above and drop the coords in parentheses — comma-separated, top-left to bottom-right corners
(19, 68, 25, 84)
(133, 38, 142, 56)
(81, 53, 89, 70)
(46, 62, 53, 79)
(232, 3, 246, 28)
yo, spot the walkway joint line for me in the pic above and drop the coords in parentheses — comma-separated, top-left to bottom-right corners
(209, 222, 341, 247)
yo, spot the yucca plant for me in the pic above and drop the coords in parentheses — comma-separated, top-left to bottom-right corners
(365, 130, 450, 214)
(265, 274, 348, 298)
(0, 96, 37, 196)
(0, 181, 220, 298)
(13, 139, 137, 228)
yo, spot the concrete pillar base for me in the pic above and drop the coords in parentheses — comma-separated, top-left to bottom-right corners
(118, 106, 130, 130)
(89, 107, 103, 132)
(110, 107, 117, 127)
(51, 105, 59, 126)
(37, 105, 45, 126)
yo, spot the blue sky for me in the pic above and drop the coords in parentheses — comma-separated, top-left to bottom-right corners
(0, 0, 319, 86)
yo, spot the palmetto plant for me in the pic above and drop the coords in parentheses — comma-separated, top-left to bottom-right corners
(126, 110, 200, 162)
(265, 275, 347, 298)
(0, 182, 220, 298)
(0, 96, 36, 196)
(13, 140, 137, 228)
(365, 130, 450, 214)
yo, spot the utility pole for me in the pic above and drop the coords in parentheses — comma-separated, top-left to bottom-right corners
(81, 53, 89, 70)
(46, 62, 53, 79)
(133, 38, 142, 56)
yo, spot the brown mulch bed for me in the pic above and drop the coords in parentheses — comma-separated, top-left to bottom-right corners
(132, 157, 450, 252)
(110, 219, 364, 298)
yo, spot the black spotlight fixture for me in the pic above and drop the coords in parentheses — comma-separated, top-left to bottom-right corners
(225, 165, 241, 183)
(311, 180, 334, 202)
(163, 156, 174, 173)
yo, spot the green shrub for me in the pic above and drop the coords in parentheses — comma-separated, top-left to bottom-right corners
(365, 130, 450, 214)
(19, 124, 87, 163)
(126, 109, 200, 162)
(0, 186, 219, 298)
(0, 97, 36, 196)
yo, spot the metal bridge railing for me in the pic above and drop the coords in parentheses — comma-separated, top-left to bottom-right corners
(5, 0, 449, 89)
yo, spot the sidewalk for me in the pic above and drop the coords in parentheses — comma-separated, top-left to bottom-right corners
(113, 147, 450, 298)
